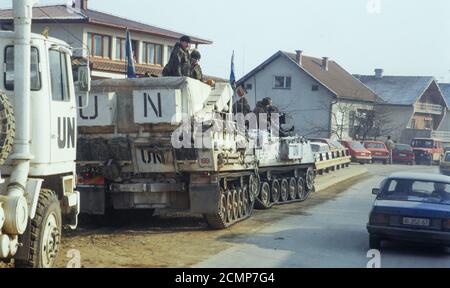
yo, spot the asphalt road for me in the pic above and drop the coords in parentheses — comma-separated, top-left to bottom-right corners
(196, 164, 450, 268)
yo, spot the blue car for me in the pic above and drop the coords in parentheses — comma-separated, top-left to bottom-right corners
(368, 173, 450, 250)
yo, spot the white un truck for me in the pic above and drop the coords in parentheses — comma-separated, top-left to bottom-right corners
(0, 0, 89, 268)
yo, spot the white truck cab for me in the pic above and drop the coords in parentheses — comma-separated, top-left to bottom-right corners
(0, 32, 78, 176)
(0, 0, 89, 268)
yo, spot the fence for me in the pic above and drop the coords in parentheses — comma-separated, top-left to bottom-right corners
(315, 148, 351, 175)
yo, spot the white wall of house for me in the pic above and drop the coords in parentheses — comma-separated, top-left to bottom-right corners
(242, 56, 335, 138)
(32, 23, 85, 57)
(380, 105, 414, 142)
(330, 99, 374, 140)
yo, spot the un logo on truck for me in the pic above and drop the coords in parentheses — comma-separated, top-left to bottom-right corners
(58, 117, 76, 149)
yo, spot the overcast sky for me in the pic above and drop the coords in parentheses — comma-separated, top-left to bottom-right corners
(3, 0, 450, 82)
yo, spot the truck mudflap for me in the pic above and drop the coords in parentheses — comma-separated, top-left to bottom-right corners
(189, 183, 220, 214)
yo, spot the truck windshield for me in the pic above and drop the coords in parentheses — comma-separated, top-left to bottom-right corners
(4, 46, 41, 91)
(412, 140, 434, 148)
(378, 179, 450, 205)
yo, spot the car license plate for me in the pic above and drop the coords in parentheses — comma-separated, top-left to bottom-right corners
(399, 154, 407, 157)
(403, 217, 430, 227)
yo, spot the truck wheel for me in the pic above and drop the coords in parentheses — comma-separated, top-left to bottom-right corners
(15, 190, 61, 268)
(369, 236, 381, 250)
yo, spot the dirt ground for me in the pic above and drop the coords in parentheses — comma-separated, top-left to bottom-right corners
(52, 174, 368, 268)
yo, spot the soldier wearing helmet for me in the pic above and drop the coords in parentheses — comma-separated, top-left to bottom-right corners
(190, 49, 203, 81)
(162, 35, 192, 77)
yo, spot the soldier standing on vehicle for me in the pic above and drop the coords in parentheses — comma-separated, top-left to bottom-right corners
(385, 136, 395, 164)
(162, 35, 191, 77)
(190, 49, 203, 81)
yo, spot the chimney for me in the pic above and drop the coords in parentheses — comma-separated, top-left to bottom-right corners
(295, 50, 303, 66)
(322, 57, 329, 71)
(375, 68, 384, 79)
(74, 0, 88, 10)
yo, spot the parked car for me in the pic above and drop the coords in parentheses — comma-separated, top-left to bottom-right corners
(309, 138, 345, 150)
(393, 144, 415, 165)
(311, 143, 331, 154)
(364, 141, 389, 164)
(368, 173, 450, 250)
(340, 140, 372, 164)
(411, 138, 444, 166)
(440, 152, 450, 176)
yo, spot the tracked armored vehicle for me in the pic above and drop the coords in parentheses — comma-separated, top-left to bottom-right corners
(76, 77, 316, 229)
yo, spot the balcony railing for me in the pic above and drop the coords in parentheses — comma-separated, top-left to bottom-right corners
(415, 103, 444, 115)
(432, 131, 450, 142)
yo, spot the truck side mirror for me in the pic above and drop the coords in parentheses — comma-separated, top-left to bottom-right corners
(78, 65, 91, 92)
(372, 188, 380, 195)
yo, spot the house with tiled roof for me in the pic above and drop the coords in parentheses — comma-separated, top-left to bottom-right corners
(356, 70, 448, 143)
(0, 0, 212, 79)
(237, 50, 381, 139)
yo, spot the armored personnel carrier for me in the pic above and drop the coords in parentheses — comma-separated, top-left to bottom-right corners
(76, 77, 316, 229)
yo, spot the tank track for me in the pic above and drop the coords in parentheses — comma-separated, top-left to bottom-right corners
(255, 167, 316, 209)
(0, 91, 15, 165)
(205, 177, 256, 230)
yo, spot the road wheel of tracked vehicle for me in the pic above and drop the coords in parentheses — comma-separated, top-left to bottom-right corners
(255, 182, 271, 210)
(206, 188, 230, 230)
(289, 178, 297, 200)
(271, 180, 281, 204)
(15, 190, 61, 268)
(249, 174, 260, 202)
(232, 189, 239, 221)
(226, 190, 234, 224)
(297, 178, 306, 201)
(242, 185, 253, 217)
(237, 188, 245, 219)
(0, 91, 15, 166)
(280, 179, 289, 202)
(305, 168, 316, 192)
(218, 188, 228, 223)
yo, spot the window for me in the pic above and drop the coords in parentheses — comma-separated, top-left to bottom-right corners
(379, 179, 450, 205)
(87, 32, 111, 59)
(410, 118, 416, 129)
(4, 46, 41, 91)
(274, 76, 291, 89)
(245, 83, 253, 90)
(144, 43, 163, 65)
(49, 50, 70, 102)
(424, 119, 433, 130)
(312, 85, 319, 91)
(116, 38, 125, 60)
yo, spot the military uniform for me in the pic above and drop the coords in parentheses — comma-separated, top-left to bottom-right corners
(190, 64, 203, 81)
(162, 42, 191, 77)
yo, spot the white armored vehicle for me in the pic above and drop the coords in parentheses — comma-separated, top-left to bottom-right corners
(0, 0, 89, 267)
(77, 76, 316, 229)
